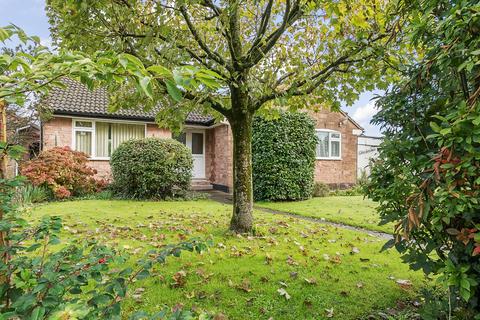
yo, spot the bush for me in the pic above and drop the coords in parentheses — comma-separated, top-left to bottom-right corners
(110, 138, 193, 199)
(20, 147, 105, 199)
(1, 141, 209, 319)
(330, 185, 364, 196)
(312, 182, 330, 197)
(253, 112, 317, 201)
(366, 0, 480, 312)
(13, 184, 49, 205)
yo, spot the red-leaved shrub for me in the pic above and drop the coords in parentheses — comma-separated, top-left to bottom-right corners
(21, 147, 106, 199)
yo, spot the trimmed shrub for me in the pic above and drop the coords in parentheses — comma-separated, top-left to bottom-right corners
(253, 112, 317, 201)
(312, 182, 330, 197)
(20, 147, 105, 199)
(110, 138, 193, 199)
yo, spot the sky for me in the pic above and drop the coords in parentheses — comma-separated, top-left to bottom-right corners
(1, 0, 382, 136)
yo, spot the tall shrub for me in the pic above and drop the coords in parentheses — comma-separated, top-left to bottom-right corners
(366, 0, 480, 313)
(21, 147, 104, 199)
(252, 112, 317, 201)
(110, 138, 193, 199)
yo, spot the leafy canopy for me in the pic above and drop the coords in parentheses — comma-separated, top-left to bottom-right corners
(46, 0, 402, 123)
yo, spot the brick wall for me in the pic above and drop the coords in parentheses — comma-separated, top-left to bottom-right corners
(42, 117, 72, 150)
(207, 124, 233, 190)
(308, 110, 360, 187)
(42, 117, 173, 180)
(146, 124, 171, 138)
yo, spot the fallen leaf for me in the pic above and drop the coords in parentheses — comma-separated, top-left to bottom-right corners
(396, 279, 412, 289)
(236, 278, 252, 292)
(304, 299, 313, 308)
(171, 270, 187, 288)
(325, 307, 334, 318)
(356, 282, 364, 289)
(265, 254, 273, 265)
(304, 277, 317, 285)
(286, 255, 298, 265)
(351, 247, 360, 254)
(277, 288, 291, 300)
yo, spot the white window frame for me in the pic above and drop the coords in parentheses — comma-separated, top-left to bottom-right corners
(315, 129, 342, 160)
(72, 118, 147, 160)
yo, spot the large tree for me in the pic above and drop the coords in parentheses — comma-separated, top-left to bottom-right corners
(46, 0, 402, 232)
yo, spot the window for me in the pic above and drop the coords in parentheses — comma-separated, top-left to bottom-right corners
(316, 130, 341, 159)
(73, 119, 145, 159)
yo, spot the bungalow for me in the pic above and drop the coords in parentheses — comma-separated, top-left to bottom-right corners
(40, 78, 363, 192)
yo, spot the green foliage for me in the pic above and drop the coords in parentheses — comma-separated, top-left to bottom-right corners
(13, 184, 49, 205)
(357, 170, 369, 187)
(110, 138, 193, 199)
(365, 0, 480, 313)
(330, 186, 364, 197)
(1, 144, 209, 320)
(0, 24, 215, 112)
(252, 112, 317, 201)
(312, 182, 330, 198)
(0, 213, 207, 319)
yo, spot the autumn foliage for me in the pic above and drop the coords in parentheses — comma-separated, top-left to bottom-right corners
(21, 146, 106, 199)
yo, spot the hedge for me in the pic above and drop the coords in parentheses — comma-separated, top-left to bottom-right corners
(252, 112, 317, 201)
(110, 138, 193, 199)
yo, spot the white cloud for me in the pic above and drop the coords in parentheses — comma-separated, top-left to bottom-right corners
(352, 100, 378, 126)
(40, 37, 53, 48)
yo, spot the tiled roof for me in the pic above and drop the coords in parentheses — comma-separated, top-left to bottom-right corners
(42, 78, 215, 125)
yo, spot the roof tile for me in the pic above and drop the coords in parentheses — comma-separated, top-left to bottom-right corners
(42, 78, 215, 125)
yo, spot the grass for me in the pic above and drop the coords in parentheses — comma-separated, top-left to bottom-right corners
(256, 196, 394, 234)
(29, 199, 425, 319)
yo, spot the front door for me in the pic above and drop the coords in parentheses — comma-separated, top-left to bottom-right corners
(175, 130, 205, 179)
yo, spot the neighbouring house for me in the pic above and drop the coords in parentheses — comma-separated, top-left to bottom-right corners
(2, 107, 40, 178)
(357, 135, 382, 177)
(39, 79, 363, 192)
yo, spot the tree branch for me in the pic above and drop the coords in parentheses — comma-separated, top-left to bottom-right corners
(249, 0, 274, 55)
(253, 36, 386, 109)
(241, 0, 303, 69)
(179, 5, 231, 70)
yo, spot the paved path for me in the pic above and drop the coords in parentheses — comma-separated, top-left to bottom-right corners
(204, 190, 392, 239)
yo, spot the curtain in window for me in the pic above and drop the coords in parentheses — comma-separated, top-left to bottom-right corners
(316, 131, 329, 157)
(95, 122, 110, 157)
(75, 131, 92, 156)
(331, 141, 340, 157)
(111, 123, 145, 152)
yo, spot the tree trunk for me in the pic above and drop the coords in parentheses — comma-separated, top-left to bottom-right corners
(0, 100, 7, 285)
(229, 112, 254, 233)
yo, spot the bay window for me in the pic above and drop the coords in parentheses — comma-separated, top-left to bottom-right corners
(73, 119, 145, 159)
(316, 130, 341, 159)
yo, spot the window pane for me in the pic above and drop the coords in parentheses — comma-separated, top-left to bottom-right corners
(111, 123, 145, 153)
(191, 133, 204, 154)
(331, 133, 340, 139)
(95, 122, 110, 157)
(75, 131, 92, 156)
(75, 121, 92, 128)
(331, 140, 340, 157)
(316, 131, 329, 158)
(173, 132, 186, 145)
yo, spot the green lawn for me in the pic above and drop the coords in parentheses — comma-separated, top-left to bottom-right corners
(256, 196, 394, 234)
(29, 199, 424, 319)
